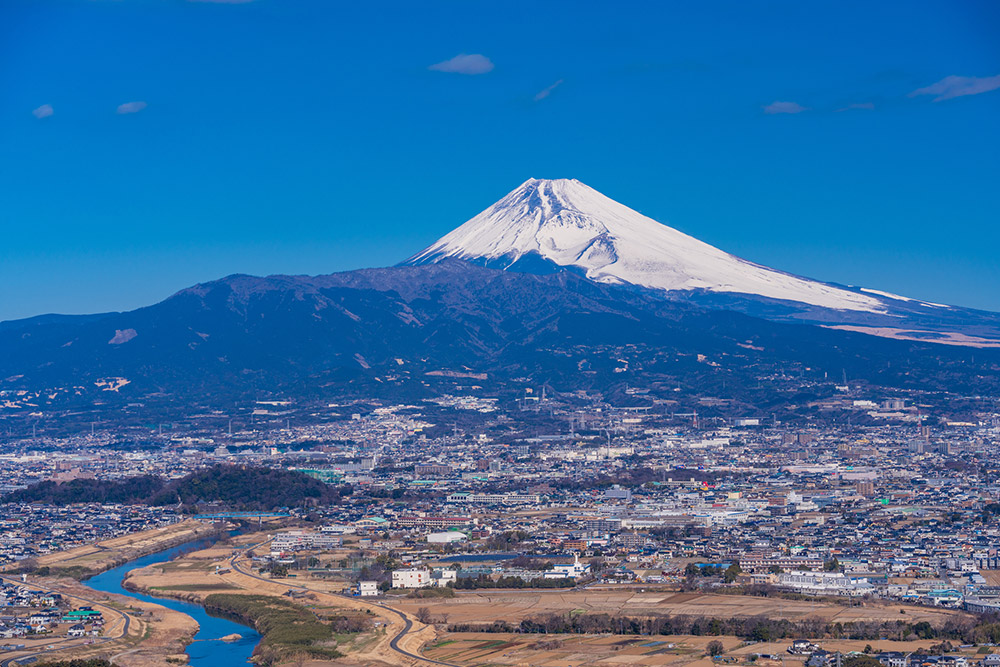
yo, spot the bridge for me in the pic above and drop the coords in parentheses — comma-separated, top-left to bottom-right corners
(193, 511, 291, 520)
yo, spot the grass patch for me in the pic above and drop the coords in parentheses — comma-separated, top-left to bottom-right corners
(36, 661, 118, 667)
(28, 565, 96, 580)
(407, 586, 455, 598)
(151, 583, 238, 592)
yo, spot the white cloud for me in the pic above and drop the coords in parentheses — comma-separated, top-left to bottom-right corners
(763, 101, 807, 115)
(117, 101, 148, 114)
(428, 53, 494, 75)
(32, 104, 54, 119)
(534, 79, 564, 102)
(836, 102, 875, 112)
(909, 74, 1000, 102)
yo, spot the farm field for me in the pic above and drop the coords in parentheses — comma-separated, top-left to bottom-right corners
(387, 588, 970, 626)
(421, 632, 972, 667)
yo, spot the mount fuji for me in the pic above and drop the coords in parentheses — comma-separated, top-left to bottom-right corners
(406, 178, 1000, 346)
(3, 177, 1000, 411)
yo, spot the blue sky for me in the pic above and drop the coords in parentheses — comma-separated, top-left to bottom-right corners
(2, 0, 999, 321)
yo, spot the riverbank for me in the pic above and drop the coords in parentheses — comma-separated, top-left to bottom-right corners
(122, 530, 439, 667)
(83, 535, 262, 667)
(5, 520, 226, 579)
(201, 593, 345, 664)
(121, 565, 350, 665)
(46, 577, 199, 667)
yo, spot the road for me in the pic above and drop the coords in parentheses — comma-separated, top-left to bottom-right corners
(228, 543, 459, 667)
(383, 606, 455, 666)
(0, 574, 131, 667)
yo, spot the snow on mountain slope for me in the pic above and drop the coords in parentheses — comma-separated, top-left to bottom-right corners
(405, 178, 888, 313)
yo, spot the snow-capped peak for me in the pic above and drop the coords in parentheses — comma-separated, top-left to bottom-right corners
(405, 178, 887, 313)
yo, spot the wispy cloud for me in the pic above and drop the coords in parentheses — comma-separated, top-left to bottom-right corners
(533, 79, 564, 102)
(909, 74, 1000, 102)
(836, 102, 875, 112)
(428, 53, 494, 75)
(763, 101, 807, 115)
(32, 104, 54, 119)
(117, 101, 148, 114)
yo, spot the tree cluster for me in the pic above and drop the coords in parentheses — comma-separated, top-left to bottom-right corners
(4, 465, 348, 511)
(448, 612, 980, 642)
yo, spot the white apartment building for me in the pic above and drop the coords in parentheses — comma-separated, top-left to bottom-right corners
(270, 529, 344, 554)
(778, 571, 874, 596)
(430, 569, 457, 587)
(357, 580, 379, 597)
(446, 492, 541, 504)
(392, 568, 431, 589)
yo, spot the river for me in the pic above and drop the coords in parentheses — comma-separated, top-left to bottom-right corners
(84, 538, 261, 666)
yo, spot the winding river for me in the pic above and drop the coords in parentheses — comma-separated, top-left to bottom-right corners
(84, 538, 261, 666)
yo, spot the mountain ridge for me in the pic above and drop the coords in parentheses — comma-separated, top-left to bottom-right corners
(2, 261, 999, 412)
(404, 178, 1000, 344)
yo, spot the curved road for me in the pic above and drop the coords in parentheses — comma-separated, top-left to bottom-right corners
(228, 544, 458, 667)
(0, 575, 131, 667)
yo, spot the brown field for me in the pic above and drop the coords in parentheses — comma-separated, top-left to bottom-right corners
(387, 588, 969, 626)
(979, 570, 1000, 586)
(422, 632, 966, 667)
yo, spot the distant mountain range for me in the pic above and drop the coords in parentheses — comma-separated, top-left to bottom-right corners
(2, 262, 999, 407)
(3, 179, 999, 408)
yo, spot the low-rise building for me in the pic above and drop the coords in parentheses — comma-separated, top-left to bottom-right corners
(392, 568, 431, 589)
(357, 581, 379, 597)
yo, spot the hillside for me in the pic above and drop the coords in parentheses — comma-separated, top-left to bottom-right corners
(4, 465, 344, 511)
(2, 262, 999, 412)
